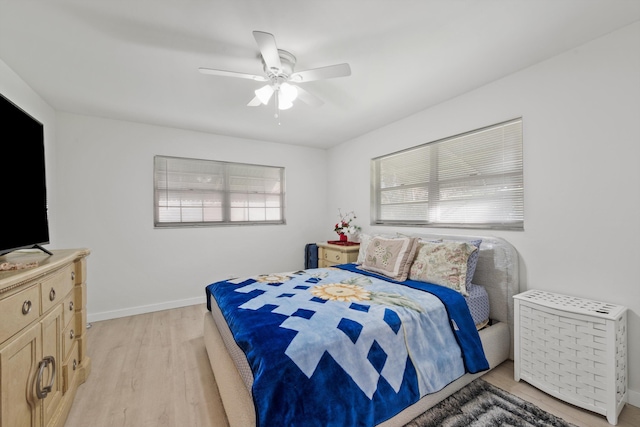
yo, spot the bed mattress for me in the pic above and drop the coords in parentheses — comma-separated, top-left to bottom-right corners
(210, 292, 255, 391)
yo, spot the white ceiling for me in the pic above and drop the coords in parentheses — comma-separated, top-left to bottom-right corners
(1, 1, 639, 149)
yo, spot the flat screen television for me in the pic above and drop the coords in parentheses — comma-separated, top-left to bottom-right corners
(0, 93, 51, 256)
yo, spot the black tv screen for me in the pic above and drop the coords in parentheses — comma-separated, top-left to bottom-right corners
(0, 93, 50, 256)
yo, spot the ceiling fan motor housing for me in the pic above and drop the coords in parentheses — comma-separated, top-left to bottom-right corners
(263, 49, 296, 78)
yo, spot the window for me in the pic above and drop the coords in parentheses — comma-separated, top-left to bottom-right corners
(371, 118, 523, 230)
(154, 155, 285, 227)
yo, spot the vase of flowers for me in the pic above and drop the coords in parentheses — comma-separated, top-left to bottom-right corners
(334, 209, 361, 242)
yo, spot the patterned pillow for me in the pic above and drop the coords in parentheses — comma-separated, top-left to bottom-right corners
(396, 236, 481, 286)
(408, 241, 478, 295)
(360, 236, 418, 281)
(355, 233, 396, 264)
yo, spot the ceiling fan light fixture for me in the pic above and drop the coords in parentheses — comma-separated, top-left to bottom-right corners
(255, 85, 274, 105)
(279, 83, 298, 103)
(278, 96, 293, 110)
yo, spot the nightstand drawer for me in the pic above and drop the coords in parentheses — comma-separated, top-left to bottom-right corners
(316, 243, 360, 267)
(321, 247, 350, 264)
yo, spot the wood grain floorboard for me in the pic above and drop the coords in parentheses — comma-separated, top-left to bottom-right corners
(65, 304, 229, 427)
(65, 304, 639, 427)
(483, 360, 640, 427)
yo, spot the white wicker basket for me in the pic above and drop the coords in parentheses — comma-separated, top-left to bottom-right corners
(514, 290, 627, 425)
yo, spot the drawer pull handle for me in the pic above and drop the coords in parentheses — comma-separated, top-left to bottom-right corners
(69, 329, 75, 340)
(73, 359, 77, 371)
(36, 356, 56, 399)
(335, 255, 340, 260)
(69, 301, 74, 311)
(22, 300, 32, 315)
(49, 288, 56, 301)
(71, 271, 75, 281)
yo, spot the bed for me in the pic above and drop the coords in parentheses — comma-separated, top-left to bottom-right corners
(203, 233, 519, 427)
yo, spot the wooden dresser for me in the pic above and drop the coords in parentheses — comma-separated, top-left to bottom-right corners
(317, 242, 360, 267)
(0, 249, 90, 427)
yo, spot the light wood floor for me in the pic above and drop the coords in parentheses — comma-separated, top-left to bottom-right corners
(65, 304, 639, 427)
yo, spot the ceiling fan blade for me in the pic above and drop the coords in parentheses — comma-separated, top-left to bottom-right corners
(199, 67, 267, 81)
(290, 63, 351, 83)
(253, 31, 282, 72)
(247, 96, 262, 107)
(295, 86, 324, 107)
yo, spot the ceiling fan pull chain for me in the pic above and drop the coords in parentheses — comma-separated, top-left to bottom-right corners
(274, 91, 281, 123)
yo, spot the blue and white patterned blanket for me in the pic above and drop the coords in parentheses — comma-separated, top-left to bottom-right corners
(206, 265, 488, 427)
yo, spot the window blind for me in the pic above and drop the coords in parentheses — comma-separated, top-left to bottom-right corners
(371, 118, 523, 230)
(154, 155, 285, 227)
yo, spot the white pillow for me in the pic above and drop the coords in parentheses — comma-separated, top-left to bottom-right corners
(356, 233, 373, 264)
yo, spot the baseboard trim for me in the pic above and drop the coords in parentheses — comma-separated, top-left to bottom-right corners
(87, 296, 206, 323)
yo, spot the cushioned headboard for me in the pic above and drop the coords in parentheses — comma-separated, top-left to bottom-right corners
(391, 233, 519, 356)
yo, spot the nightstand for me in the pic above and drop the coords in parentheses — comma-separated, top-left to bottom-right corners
(514, 290, 627, 425)
(316, 242, 360, 268)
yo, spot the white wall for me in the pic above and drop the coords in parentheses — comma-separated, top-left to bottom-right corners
(326, 22, 640, 406)
(53, 113, 328, 320)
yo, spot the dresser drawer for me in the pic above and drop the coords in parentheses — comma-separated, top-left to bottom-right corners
(40, 265, 74, 314)
(62, 289, 76, 329)
(0, 285, 41, 343)
(62, 341, 79, 394)
(62, 319, 77, 361)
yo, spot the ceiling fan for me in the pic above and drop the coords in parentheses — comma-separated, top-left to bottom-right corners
(199, 31, 351, 113)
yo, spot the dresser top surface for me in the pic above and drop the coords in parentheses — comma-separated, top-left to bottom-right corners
(0, 248, 90, 294)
